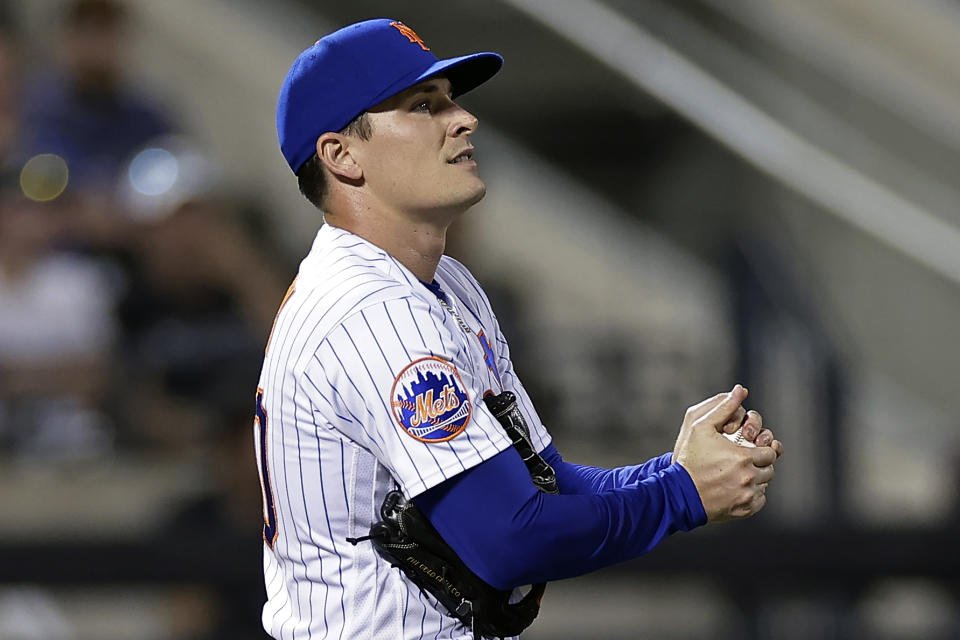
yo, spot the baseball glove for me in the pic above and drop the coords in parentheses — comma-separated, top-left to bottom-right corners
(348, 391, 555, 639)
(355, 489, 543, 639)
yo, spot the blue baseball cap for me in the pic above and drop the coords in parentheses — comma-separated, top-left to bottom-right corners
(277, 18, 503, 173)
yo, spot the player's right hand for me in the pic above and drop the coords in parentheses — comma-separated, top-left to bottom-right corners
(672, 385, 778, 523)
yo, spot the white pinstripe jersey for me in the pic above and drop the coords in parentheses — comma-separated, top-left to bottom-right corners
(255, 223, 552, 640)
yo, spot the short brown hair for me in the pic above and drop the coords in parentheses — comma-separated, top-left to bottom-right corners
(297, 112, 372, 210)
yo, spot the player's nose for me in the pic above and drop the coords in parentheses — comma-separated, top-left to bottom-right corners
(448, 103, 479, 137)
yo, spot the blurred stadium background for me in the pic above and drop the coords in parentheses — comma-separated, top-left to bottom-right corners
(1, 0, 959, 638)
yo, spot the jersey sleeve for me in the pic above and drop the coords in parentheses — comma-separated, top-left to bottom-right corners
(438, 258, 554, 454)
(301, 295, 514, 498)
(491, 321, 552, 453)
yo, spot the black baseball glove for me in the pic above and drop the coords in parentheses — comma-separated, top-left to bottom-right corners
(355, 489, 543, 639)
(348, 391, 555, 639)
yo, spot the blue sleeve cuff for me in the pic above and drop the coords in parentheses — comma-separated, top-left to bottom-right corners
(654, 463, 708, 530)
(650, 451, 675, 474)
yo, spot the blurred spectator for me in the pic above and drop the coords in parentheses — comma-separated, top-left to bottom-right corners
(0, 168, 117, 459)
(21, 0, 173, 195)
(0, 29, 22, 168)
(112, 140, 286, 449)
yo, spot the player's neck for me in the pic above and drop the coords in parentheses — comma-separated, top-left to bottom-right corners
(384, 220, 447, 282)
(327, 208, 449, 282)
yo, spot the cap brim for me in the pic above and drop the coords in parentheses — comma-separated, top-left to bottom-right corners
(415, 52, 503, 98)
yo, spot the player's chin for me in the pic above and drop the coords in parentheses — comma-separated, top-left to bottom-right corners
(465, 181, 487, 206)
(448, 179, 486, 211)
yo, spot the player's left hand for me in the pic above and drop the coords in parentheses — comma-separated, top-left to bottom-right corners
(722, 408, 783, 458)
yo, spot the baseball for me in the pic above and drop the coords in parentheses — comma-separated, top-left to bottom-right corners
(724, 427, 756, 448)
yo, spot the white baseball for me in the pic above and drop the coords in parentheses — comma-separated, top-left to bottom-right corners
(723, 427, 756, 448)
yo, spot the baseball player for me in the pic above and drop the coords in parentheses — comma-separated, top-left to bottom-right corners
(255, 18, 783, 640)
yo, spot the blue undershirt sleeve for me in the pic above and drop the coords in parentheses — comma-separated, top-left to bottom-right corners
(412, 444, 707, 590)
(540, 443, 674, 495)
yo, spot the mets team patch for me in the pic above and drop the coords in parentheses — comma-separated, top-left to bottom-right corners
(390, 357, 472, 442)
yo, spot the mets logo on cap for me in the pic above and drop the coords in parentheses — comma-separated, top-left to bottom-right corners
(390, 357, 471, 442)
(389, 21, 430, 51)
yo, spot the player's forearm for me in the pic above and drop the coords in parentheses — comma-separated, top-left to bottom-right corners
(414, 446, 706, 590)
(541, 443, 674, 495)
(497, 467, 705, 586)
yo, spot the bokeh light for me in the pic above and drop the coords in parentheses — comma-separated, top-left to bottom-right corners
(119, 136, 217, 221)
(128, 147, 179, 196)
(19, 154, 69, 202)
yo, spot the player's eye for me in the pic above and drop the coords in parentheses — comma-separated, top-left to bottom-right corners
(412, 100, 432, 113)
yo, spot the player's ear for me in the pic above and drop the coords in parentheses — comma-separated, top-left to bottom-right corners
(316, 133, 362, 181)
